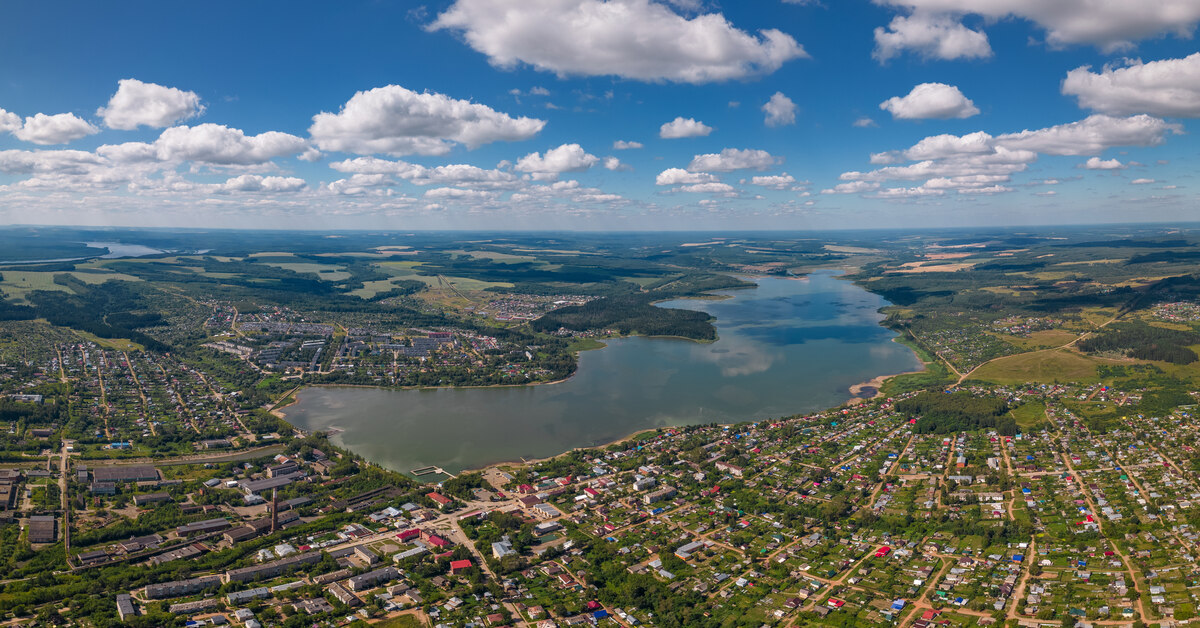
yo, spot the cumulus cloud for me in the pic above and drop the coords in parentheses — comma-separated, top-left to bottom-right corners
(309, 85, 545, 156)
(514, 144, 599, 180)
(613, 140, 643, 150)
(832, 113, 1179, 197)
(880, 83, 980, 120)
(873, 11, 992, 62)
(762, 92, 797, 127)
(822, 181, 881, 194)
(429, 0, 807, 84)
(656, 168, 718, 185)
(1063, 53, 1200, 117)
(853, 117, 878, 128)
(747, 174, 799, 190)
(154, 124, 310, 164)
(687, 148, 779, 172)
(874, 0, 1200, 51)
(0, 109, 21, 134)
(330, 156, 519, 188)
(603, 156, 631, 171)
(0, 149, 104, 175)
(220, 174, 306, 193)
(660, 117, 713, 139)
(97, 79, 204, 130)
(871, 186, 945, 198)
(11, 113, 99, 145)
(1081, 156, 1125, 170)
(678, 182, 736, 194)
(994, 114, 1180, 156)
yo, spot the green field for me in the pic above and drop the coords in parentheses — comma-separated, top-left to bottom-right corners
(967, 349, 1109, 385)
(369, 615, 425, 628)
(256, 261, 351, 280)
(1009, 400, 1047, 428)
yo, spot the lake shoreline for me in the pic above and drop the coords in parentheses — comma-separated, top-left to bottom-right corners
(276, 270, 924, 479)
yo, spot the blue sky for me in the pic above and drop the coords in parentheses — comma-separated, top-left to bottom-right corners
(1, 0, 1198, 230)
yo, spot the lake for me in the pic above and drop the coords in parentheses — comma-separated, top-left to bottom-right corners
(281, 269, 922, 475)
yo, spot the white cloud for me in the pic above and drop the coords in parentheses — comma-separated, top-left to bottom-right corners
(679, 182, 736, 194)
(924, 174, 1011, 189)
(873, 11, 992, 62)
(154, 124, 309, 164)
(96, 142, 160, 164)
(1081, 156, 1125, 170)
(327, 174, 393, 195)
(12, 113, 99, 145)
(0, 149, 104, 175)
(872, 131, 995, 164)
(656, 168, 718, 185)
(748, 174, 798, 190)
(875, 0, 1200, 51)
(994, 114, 1180, 156)
(853, 117, 878, 128)
(529, 86, 551, 96)
(309, 85, 545, 156)
(958, 184, 1011, 194)
(880, 83, 980, 120)
(822, 181, 880, 194)
(423, 187, 498, 200)
(330, 157, 519, 188)
(687, 148, 779, 172)
(429, 0, 807, 84)
(220, 174, 306, 193)
(514, 144, 599, 180)
(762, 92, 797, 127)
(832, 113, 1178, 197)
(603, 156, 631, 171)
(0, 109, 21, 134)
(1131, 178, 1156, 184)
(660, 117, 713, 139)
(871, 186, 945, 198)
(97, 79, 204, 130)
(1063, 53, 1200, 118)
(613, 140, 643, 150)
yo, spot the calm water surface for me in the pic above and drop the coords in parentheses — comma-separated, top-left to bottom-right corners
(282, 270, 921, 474)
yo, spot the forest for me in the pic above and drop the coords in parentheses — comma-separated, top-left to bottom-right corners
(897, 391, 1015, 435)
(1078, 321, 1200, 364)
(530, 294, 717, 340)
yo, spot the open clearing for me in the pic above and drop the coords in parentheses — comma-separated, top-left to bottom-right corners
(967, 349, 1114, 385)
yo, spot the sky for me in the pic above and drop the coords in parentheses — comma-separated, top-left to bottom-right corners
(1, 0, 1199, 231)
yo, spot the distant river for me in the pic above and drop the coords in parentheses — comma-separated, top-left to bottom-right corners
(281, 270, 922, 475)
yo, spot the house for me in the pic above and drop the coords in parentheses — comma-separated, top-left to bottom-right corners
(427, 492, 453, 509)
(449, 559, 472, 575)
(493, 537, 516, 559)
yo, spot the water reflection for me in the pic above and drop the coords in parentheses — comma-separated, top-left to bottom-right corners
(282, 269, 922, 475)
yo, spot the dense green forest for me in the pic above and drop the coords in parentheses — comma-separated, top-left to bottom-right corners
(531, 294, 717, 340)
(897, 391, 1015, 435)
(1078, 321, 1200, 364)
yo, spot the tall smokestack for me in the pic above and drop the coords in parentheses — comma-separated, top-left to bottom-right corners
(271, 488, 278, 533)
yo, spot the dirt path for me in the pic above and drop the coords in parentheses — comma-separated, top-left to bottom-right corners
(954, 313, 1122, 386)
(1059, 451, 1147, 622)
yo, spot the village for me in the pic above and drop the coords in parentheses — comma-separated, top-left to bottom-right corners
(1, 332, 1199, 628)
